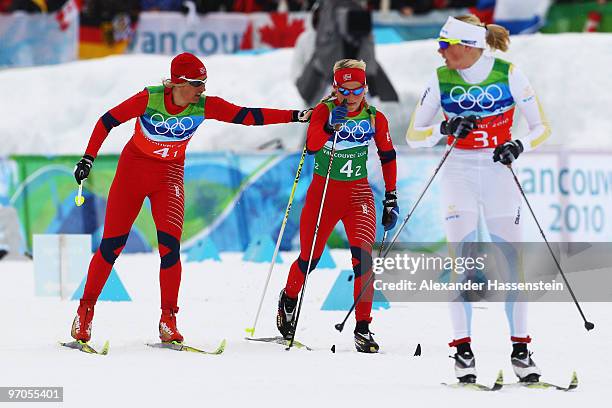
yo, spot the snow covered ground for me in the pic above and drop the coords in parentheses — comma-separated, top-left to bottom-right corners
(0, 251, 609, 407)
(1, 33, 611, 156)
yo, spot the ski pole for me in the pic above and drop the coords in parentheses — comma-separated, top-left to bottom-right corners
(333, 138, 458, 335)
(287, 104, 346, 350)
(245, 145, 308, 338)
(381, 137, 459, 259)
(507, 165, 594, 331)
(334, 230, 387, 334)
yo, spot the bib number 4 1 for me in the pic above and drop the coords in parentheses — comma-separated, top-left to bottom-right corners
(153, 147, 178, 158)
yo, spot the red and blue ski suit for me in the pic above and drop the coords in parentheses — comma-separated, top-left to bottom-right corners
(81, 86, 297, 312)
(284, 99, 397, 323)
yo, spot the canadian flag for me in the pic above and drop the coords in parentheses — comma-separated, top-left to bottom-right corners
(55, 0, 79, 32)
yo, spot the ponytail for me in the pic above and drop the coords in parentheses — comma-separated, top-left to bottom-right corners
(485, 24, 510, 52)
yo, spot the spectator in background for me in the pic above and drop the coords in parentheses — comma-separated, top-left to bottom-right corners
(140, 0, 184, 11)
(191, 0, 233, 12)
(369, 0, 477, 15)
(368, 0, 416, 15)
(82, 0, 139, 23)
(9, 0, 68, 12)
(290, 1, 319, 83)
(556, 0, 606, 3)
(232, 0, 277, 11)
(80, 0, 140, 49)
(0, 0, 12, 12)
(232, 0, 314, 12)
(296, 0, 398, 105)
(286, 0, 317, 10)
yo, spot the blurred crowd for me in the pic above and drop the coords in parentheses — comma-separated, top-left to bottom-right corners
(11, 0, 607, 14)
(1, 0, 606, 14)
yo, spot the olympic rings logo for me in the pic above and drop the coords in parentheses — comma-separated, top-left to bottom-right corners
(150, 113, 194, 137)
(449, 84, 503, 110)
(337, 119, 372, 140)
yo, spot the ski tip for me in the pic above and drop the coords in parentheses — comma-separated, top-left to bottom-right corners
(244, 327, 255, 337)
(99, 340, 110, 355)
(495, 370, 504, 385)
(570, 371, 578, 387)
(215, 339, 227, 354)
(331, 344, 336, 353)
(486, 370, 504, 391)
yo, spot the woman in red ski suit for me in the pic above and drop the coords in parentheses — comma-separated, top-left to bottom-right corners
(70, 52, 311, 344)
(276, 59, 399, 353)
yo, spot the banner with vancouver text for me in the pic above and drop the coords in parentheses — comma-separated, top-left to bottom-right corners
(128, 12, 250, 56)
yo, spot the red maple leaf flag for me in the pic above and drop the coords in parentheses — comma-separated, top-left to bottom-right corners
(55, 0, 79, 31)
(241, 22, 254, 50)
(258, 13, 305, 48)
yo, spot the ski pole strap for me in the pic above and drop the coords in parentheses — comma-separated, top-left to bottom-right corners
(510, 335, 532, 344)
(448, 337, 471, 347)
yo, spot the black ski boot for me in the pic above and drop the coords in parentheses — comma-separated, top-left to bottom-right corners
(452, 342, 477, 383)
(354, 321, 379, 353)
(511, 343, 541, 383)
(276, 289, 297, 340)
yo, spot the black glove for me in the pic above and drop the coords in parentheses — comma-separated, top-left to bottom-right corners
(292, 108, 313, 123)
(493, 140, 523, 165)
(382, 190, 399, 231)
(440, 115, 478, 139)
(74, 155, 94, 185)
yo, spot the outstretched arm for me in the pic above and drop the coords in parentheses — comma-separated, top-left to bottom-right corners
(84, 90, 149, 158)
(204, 96, 305, 125)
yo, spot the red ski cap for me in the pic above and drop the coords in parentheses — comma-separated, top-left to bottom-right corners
(171, 52, 207, 83)
(333, 68, 366, 87)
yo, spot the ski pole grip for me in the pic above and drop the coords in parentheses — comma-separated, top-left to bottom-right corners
(334, 100, 348, 131)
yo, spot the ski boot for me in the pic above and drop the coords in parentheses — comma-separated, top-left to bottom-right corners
(71, 300, 95, 342)
(159, 308, 184, 343)
(511, 343, 541, 382)
(276, 289, 297, 340)
(451, 342, 477, 383)
(354, 321, 379, 353)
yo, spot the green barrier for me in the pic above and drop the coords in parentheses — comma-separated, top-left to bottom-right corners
(542, 1, 612, 33)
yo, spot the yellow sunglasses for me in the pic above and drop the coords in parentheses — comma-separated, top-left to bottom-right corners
(437, 37, 462, 49)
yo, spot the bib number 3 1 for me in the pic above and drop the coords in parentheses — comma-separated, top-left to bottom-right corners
(472, 130, 498, 148)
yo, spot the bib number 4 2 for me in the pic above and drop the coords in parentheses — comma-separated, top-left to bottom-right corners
(339, 160, 362, 178)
